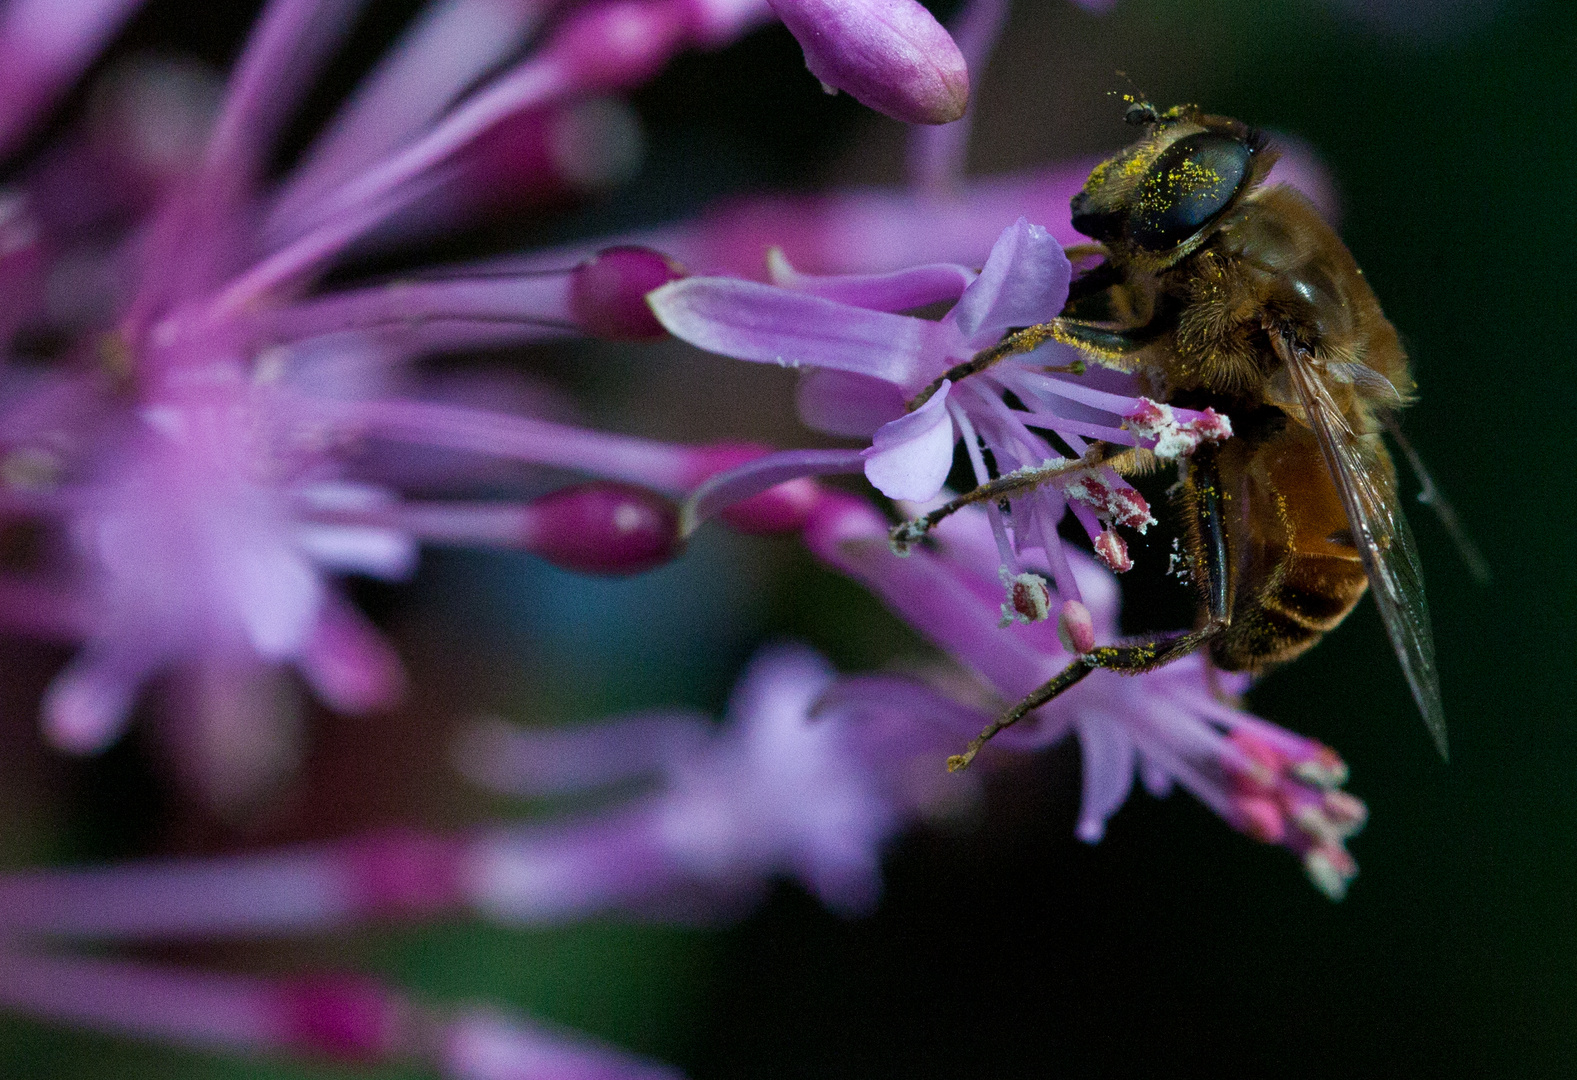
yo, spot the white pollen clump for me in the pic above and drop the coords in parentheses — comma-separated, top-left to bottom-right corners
(998, 569, 1051, 627)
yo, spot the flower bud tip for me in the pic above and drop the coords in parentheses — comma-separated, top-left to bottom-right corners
(770, 0, 970, 125)
(570, 246, 684, 341)
(1056, 599, 1096, 654)
(525, 482, 681, 575)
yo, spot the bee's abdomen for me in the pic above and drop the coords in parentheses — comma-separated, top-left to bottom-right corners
(1265, 554, 1368, 629)
(1208, 422, 1370, 672)
(1212, 555, 1367, 671)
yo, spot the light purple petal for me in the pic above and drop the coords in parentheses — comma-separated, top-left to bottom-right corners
(950, 217, 1070, 348)
(41, 644, 160, 754)
(815, 674, 997, 754)
(269, 0, 552, 236)
(201, 0, 366, 198)
(1073, 716, 1136, 842)
(862, 381, 955, 501)
(649, 276, 952, 387)
(796, 369, 906, 437)
(683, 447, 867, 533)
(768, 248, 976, 311)
(769, 0, 969, 125)
(297, 599, 405, 715)
(0, 0, 145, 155)
(454, 711, 713, 798)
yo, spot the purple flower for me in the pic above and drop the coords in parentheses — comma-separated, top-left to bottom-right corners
(769, 0, 969, 124)
(0, 952, 679, 1080)
(0, 0, 792, 785)
(802, 491, 1368, 898)
(650, 217, 1230, 603)
(0, 642, 983, 1074)
(458, 643, 972, 914)
(0, 645, 963, 938)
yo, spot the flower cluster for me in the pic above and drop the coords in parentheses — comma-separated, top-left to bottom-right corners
(0, 0, 1375, 1076)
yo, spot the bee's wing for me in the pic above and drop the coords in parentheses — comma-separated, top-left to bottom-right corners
(1277, 336, 1448, 758)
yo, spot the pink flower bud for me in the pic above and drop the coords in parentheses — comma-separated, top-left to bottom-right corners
(570, 246, 686, 340)
(343, 829, 467, 919)
(1056, 599, 1096, 654)
(523, 482, 682, 575)
(541, 0, 695, 91)
(272, 975, 406, 1061)
(769, 0, 970, 125)
(457, 99, 644, 213)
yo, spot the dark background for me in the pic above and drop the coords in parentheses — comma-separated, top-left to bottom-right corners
(3, 0, 1574, 1076)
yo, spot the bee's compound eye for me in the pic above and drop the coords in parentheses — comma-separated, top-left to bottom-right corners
(1070, 190, 1124, 243)
(1128, 132, 1252, 252)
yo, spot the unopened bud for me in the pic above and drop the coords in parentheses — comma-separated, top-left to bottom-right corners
(1056, 599, 1096, 654)
(272, 975, 406, 1061)
(769, 0, 970, 125)
(1303, 844, 1358, 901)
(1234, 796, 1287, 844)
(524, 482, 680, 575)
(569, 246, 685, 340)
(460, 99, 644, 211)
(543, 0, 692, 91)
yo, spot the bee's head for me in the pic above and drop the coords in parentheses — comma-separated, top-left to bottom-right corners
(1070, 103, 1275, 266)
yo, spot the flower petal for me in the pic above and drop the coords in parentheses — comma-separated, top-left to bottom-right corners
(949, 217, 1070, 348)
(1073, 715, 1137, 842)
(683, 447, 866, 535)
(862, 381, 955, 501)
(796, 368, 907, 437)
(769, 0, 969, 125)
(649, 276, 949, 388)
(767, 248, 976, 311)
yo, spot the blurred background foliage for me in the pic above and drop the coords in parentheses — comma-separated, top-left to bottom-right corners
(1, 0, 1573, 1076)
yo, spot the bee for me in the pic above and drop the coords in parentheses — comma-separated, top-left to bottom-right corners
(916, 103, 1448, 768)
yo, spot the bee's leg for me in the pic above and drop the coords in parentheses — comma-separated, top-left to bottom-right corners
(888, 445, 1118, 553)
(945, 620, 1227, 771)
(907, 319, 1156, 410)
(946, 450, 1235, 772)
(1188, 443, 1232, 625)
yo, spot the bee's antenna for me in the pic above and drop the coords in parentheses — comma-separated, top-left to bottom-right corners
(1109, 73, 1157, 125)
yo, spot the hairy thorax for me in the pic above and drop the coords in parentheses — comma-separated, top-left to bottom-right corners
(1143, 185, 1411, 431)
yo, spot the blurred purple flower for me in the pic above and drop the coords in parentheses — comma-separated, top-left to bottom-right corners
(0, 951, 679, 1080)
(803, 491, 1367, 898)
(0, 0, 792, 785)
(0, 646, 968, 937)
(0, 642, 982, 1074)
(651, 217, 1229, 602)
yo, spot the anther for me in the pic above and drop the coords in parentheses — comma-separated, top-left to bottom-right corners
(1094, 529, 1132, 572)
(1000, 571, 1051, 626)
